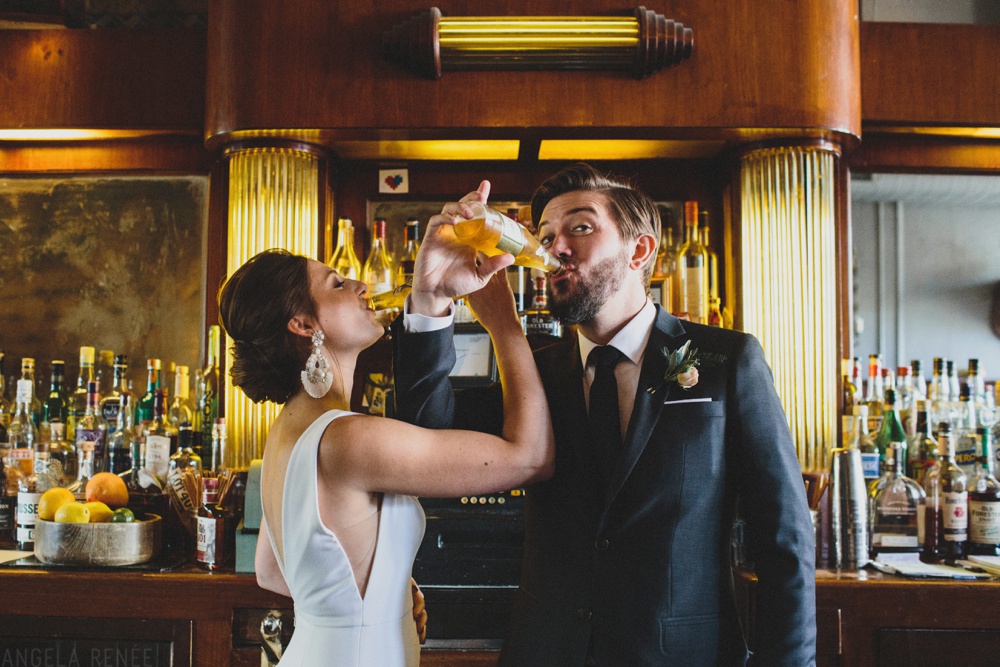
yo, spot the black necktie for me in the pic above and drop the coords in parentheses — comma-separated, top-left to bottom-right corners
(588, 345, 624, 503)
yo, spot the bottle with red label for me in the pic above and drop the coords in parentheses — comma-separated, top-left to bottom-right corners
(921, 422, 968, 564)
(196, 477, 229, 571)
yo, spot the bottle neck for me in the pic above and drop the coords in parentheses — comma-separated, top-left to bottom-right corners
(76, 364, 93, 389)
(114, 364, 128, 390)
(146, 369, 160, 392)
(207, 327, 220, 368)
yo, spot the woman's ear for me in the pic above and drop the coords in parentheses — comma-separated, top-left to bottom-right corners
(287, 316, 313, 338)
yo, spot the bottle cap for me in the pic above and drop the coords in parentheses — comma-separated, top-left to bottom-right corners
(147, 358, 162, 370)
(896, 366, 910, 377)
(338, 217, 353, 229)
(79, 347, 95, 365)
(684, 201, 698, 223)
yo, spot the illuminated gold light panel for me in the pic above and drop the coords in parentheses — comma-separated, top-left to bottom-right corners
(225, 147, 320, 469)
(740, 146, 838, 472)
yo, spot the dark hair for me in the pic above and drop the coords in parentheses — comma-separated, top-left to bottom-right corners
(531, 163, 661, 284)
(218, 249, 316, 404)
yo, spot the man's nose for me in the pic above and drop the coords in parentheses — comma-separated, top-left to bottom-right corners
(548, 233, 572, 258)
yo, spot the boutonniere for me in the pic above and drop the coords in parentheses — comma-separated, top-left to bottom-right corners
(647, 342, 727, 394)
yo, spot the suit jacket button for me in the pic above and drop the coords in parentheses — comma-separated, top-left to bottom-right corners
(577, 607, 592, 621)
(596, 538, 609, 551)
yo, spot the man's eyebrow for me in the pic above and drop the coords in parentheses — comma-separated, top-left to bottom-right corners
(537, 206, 600, 234)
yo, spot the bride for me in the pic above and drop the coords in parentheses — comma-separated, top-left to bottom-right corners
(218, 186, 553, 666)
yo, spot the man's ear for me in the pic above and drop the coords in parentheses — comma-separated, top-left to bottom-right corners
(287, 316, 312, 338)
(629, 232, 657, 271)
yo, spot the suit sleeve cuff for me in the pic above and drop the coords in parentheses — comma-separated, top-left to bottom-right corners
(403, 294, 455, 333)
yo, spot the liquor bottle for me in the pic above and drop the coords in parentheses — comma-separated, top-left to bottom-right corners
(868, 442, 925, 557)
(107, 394, 137, 475)
(196, 477, 230, 571)
(46, 422, 77, 487)
(699, 212, 719, 302)
(946, 360, 961, 410)
(74, 380, 109, 479)
(649, 217, 676, 311)
(453, 201, 564, 274)
(167, 423, 202, 541)
(895, 365, 915, 437)
(706, 296, 723, 327)
(906, 402, 938, 486)
(910, 359, 927, 401)
(921, 422, 968, 564)
(197, 326, 221, 450)
(169, 365, 194, 428)
(928, 357, 954, 427)
(968, 427, 1000, 556)
(17, 358, 42, 429)
(328, 217, 363, 280)
(143, 389, 177, 486)
(954, 384, 980, 478)
(675, 201, 708, 323)
(96, 349, 115, 397)
(363, 217, 396, 299)
(873, 388, 908, 477)
(853, 405, 881, 482)
(0, 456, 21, 548)
(207, 417, 227, 475)
(99, 355, 130, 435)
(68, 346, 96, 436)
(17, 429, 59, 551)
(135, 358, 162, 427)
(521, 270, 563, 340)
(41, 360, 69, 436)
(8, 379, 38, 477)
(968, 358, 986, 404)
(396, 216, 421, 288)
(842, 358, 860, 415)
(117, 436, 166, 522)
(864, 354, 885, 434)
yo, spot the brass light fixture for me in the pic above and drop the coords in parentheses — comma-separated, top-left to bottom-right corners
(383, 6, 693, 79)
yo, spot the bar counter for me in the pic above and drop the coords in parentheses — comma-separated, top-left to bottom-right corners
(4, 558, 1000, 666)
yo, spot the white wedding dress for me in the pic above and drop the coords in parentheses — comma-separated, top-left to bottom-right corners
(263, 410, 426, 666)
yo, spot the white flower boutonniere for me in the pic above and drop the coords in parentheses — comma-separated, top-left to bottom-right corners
(662, 340, 700, 390)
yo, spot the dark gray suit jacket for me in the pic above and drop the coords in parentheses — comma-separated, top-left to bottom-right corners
(392, 307, 816, 666)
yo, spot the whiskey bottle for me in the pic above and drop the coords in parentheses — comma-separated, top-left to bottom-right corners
(169, 365, 194, 428)
(196, 477, 229, 571)
(136, 358, 162, 428)
(873, 388, 908, 477)
(955, 384, 980, 478)
(363, 217, 395, 298)
(107, 394, 136, 475)
(921, 422, 968, 564)
(675, 201, 708, 323)
(68, 347, 96, 436)
(521, 270, 562, 340)
(8, 379, 38, 477)
(968, 427, 1000, 556)
(143, 389, 177, 485)
(454, 202, 563, 274)
(46, 422, 77, 487)
(868, 442, 925, 557)
(396, 216, 421, 288)
(99, 355, 130, 435)
(197, 326, 221, 451)
(41, 360, 69, 436)
(328, 217, 363, 280)
(167, 423, 202, 541)
(906, 402, 938, 486)
(649, 218, 675, 311)
(17, 358, 42, 430)
(74, 380, 109, 480)
(853, 405, 880, 482)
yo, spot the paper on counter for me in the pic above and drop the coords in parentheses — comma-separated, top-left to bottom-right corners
(873, 552, 991, 579)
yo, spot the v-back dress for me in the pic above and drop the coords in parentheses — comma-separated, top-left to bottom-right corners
(263, 410, 426, 666)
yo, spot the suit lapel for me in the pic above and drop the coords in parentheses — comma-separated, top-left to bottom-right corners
(603, 308, 687, 514)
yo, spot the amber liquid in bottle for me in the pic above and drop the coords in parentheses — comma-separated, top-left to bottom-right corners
(453, 202, 563, 274)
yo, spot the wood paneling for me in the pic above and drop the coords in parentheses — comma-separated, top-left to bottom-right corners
(206, 0, 860, 150)
(849, 134, 1000, 174)
(0, 136, 207, 172)
(861, 22, 1000, 128)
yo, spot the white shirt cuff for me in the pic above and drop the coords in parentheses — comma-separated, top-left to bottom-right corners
(402, 294, 455, 333)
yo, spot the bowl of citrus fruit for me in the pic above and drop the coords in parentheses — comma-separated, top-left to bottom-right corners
(34, 472, 161, 566)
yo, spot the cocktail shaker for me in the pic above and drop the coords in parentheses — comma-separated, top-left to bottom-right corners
(829, 446, 869, 570)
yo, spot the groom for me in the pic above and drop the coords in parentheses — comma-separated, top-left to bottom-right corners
(392, 163, 816, 666)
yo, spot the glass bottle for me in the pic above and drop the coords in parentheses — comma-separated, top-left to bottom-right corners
(906, 402, 938, 486)
(921, 422, 968, 564)
(864, 354, 884, 433)
(46, 422, 77, 487)
(99, 354, 130, 435)
(117, 437, 166, 522)
(143, 389, 177, 486)
(108, 394, 137, 476)
(96, 349, 115, 397)
(136, 358, 162, 428)
(706, 296, 723, 327)
(17, 431, 59, 551)
(649, 218, 676, 311)
(8, 379, 38, 477)
(18, 358, 42, 429)
(521, 270, 563, 340)
(197, 326, 221, 452)
(169, 365, 194, 428)
(207, 417, 227, 476)
(854, 404, 881, 482)
(196, 477, 230, 571)
(167, 422, 202, 542)
(955, 384, 980, 478)
(868, 442, 925, 557)
(968, 358, 986, 404)
(396, 216, 421, 288)
(928, 357, 954, 428)
(454, 201, 564, 274)
(968, 427, 1000, 556)
(363, 217, 395, 298)
(873, 388, 908, 477)
(69, 346, 95, 436)
(699, 212, 719, 302)
(328, 217, 363, 280)
(842, 358, 860, 415)
(0, 456, 21, 549)
(895, 365, 915, 436)
(946, 360, 961, 411)
(910, 359, 927, 401)
(674, 200, 708, 323)
(74, 380, 109, 482)
(41, 360, 69, 437)
(0, 352, 11, 436)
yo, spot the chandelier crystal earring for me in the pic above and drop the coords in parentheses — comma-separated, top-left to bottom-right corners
(301, 330, 333, 398)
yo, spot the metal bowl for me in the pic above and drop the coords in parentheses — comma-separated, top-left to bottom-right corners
(34, 514, 162, 566)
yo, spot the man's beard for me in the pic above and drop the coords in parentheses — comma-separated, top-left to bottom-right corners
(549, 250, 629, 325)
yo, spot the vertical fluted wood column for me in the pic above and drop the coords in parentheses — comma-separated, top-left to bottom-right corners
(739, 145, 839, 472)
(223, 145, 321, 469)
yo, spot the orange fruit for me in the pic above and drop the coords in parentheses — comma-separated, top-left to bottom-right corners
(85, 472, 129, 508)
(84, 500, 114, 523)
(38, 487, 76, 521)
(54, 502, 90, 524)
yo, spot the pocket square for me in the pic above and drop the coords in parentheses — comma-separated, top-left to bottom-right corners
(662, 397, 712, 405)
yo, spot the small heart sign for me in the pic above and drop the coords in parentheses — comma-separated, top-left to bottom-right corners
(378, 169, 409, 193)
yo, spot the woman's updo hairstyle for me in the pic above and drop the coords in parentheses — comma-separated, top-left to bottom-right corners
(218, 249, 316, 404)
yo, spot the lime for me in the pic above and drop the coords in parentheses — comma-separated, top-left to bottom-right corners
(110, 508, 136, 523)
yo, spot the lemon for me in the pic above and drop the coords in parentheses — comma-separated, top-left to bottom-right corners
(54, 502, 91, 524)
(38, 488, 76, 521)
(84, 501, 114, 523)
(111, 508, 136, 523)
